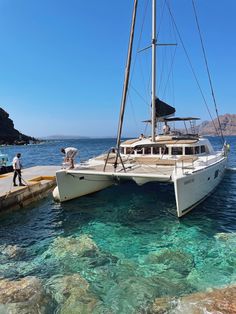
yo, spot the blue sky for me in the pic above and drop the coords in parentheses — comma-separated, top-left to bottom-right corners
(0, 0, 235, 138)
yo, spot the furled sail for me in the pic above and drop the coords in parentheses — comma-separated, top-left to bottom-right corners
(155, 98, 175, 118)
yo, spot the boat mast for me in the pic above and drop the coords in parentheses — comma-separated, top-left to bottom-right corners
(116, 0, 138, 150)
(151, 0, 157, 142)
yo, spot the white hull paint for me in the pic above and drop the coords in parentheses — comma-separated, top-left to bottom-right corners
(174, 157, 227, 217)
(54, 170, 114, 202)
(54, 168, 171, 202)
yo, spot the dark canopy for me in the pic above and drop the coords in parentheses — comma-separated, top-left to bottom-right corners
(155, 98, 175, 118)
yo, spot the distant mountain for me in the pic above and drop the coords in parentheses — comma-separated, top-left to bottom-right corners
(41, 135, 90, 140)
(0, 108, 36, 145)
(197, 114, 236, 136)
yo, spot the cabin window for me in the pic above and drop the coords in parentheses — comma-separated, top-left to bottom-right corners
(201, 145, 206, 153)
(144, 147, 151, 154)
(185, 147, 194, 155)
(152, 146, 160, 154)
(195, 146, 200, 154)
(120, 147, 124, 154)
(161, 146, 169, 155)
(126, 147, 133, 154)
(171, 147, 183, 155)
(135, 146, 143, 154)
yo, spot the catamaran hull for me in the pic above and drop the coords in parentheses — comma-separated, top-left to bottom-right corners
(53, 170, 114, 202)
(53, 157, 227, 218)
(53, 169, 171, 202)
(174, 157, 227, 217)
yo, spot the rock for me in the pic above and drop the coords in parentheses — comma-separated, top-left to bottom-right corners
(0, 108, 35, 145)
(150, 285, 236, 314)
(0, 276, 51, 313)
(47, 274, 101, 314)
(1, 244, 24, 259)
(146, 249, 195, 276)
(103, 276, 158, 313)
(51, 235, 99, 258)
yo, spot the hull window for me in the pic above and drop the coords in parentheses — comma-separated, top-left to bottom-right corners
(214, 170, 219, 179)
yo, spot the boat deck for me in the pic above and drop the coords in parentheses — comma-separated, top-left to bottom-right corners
(74, 162, 174, 179)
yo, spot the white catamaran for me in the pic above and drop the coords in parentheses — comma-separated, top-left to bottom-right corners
(53, 0, 228, 217)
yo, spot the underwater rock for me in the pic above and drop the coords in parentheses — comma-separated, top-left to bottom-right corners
(42, 235, 118, 274)
(51, 234, 99, 258)
(0, 276, 50, 313)
(214, 232, 236, 246)
(1, 244, 24, 259)
(150, 285, 236, 314)
(103, 276, 158, 313)
(146, 249, 195, 276)
(47, 274, 101, 314)
(152, 272, 194, 298)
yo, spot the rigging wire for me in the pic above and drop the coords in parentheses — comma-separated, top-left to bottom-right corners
(192, 0, 225, 144)
(162, 45, 177, 99)
(166, 1, 220, 138)
(130, 0, 150, 84)
(129, 0, 151, 126)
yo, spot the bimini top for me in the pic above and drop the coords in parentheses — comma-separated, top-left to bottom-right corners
(162, 117, 200, 122)
(143, 116, 200, 123)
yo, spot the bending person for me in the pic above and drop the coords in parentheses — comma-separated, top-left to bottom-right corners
(61, 147, 78, 169)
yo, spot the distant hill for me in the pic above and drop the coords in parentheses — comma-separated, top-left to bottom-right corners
(0, 108, 36, 145)
(197, 114, 236, 136)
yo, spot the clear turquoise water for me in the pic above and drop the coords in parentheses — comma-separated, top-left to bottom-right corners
(0, 137, 236, 313)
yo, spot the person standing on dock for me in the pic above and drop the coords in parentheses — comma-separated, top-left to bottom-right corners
(61, 147, 78, 169)
(12, 153, 25, 186)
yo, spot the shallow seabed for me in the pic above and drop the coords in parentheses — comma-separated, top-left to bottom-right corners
(0, 137, 236, 313)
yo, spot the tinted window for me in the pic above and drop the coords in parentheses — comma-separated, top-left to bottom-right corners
(185, 147, 194, 155)
(201, 145, 206, 153)
(172, 147, 183, 155)
(126, 147, 132, 154)
(195, 146, 200, 154)
(144, 147, 151, 154)
(161, 146, 169, 155)
(152, 146, 160, 154)
(135, 146, 143, 154)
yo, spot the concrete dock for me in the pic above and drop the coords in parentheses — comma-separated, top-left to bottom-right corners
(0, 166, 60, 212)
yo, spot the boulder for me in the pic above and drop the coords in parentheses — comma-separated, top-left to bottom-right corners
(150, 285, 236, 314)
(145, 249, 195, 276)
(51, 235, 99, 258)
(0, 276, 51, 313)
(47, 274, 101, 314)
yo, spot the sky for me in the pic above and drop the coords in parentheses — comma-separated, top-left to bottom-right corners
(0, 0, 236, 138)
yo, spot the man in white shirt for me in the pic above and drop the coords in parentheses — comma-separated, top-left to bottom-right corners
(61, 147, 78, 169)
(12, 153, 25, 186)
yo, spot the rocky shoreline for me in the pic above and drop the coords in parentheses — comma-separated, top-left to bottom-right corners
(0, 108, 37, 145)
